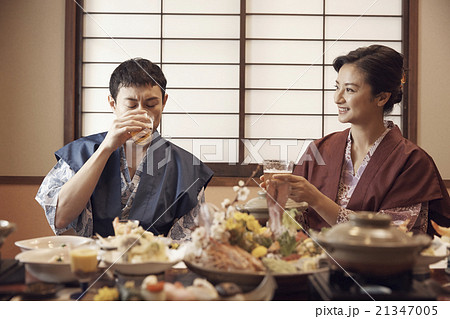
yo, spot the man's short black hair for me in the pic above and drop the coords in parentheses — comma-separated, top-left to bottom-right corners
(109, 58, 167, 101)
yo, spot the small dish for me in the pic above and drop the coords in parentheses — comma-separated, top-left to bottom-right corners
(184, 259, 327, 293)
(101, 249, 182, 275)
(15, 235, 93, 252)
(15, 247, 77, 283)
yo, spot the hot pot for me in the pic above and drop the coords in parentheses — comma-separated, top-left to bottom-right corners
(0, 220, 16, 250)
(315, 212, 431, 276)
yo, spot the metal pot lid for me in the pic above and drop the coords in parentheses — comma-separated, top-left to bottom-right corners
(0, 220, 17, 248)
(241, 191, 307, 213)
(318, 212, 431, 248)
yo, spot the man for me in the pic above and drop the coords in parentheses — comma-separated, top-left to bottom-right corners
(36, 58, 213, 240)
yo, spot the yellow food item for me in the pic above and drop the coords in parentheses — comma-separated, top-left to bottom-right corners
(296, 238, 321, 257)
(69, 248, 98, 273)
(421, 246, 435, 256)
(251, 245, 268, 258)
(93, 286, 119, 301)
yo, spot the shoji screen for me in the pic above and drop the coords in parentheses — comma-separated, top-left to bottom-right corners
(81, 0, 403, 167)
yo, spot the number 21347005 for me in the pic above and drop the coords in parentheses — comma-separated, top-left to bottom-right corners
(376, 305, 437, 316)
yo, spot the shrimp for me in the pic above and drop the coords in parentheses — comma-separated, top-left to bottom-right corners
(431, 220, 450, 237)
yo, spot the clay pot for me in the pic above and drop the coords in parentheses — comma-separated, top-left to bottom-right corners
(315, 212, 431, 276)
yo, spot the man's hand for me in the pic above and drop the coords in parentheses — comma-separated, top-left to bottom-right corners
(101, 110, 152, 153)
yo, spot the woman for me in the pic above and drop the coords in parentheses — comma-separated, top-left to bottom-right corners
(265, 45, 450, 235)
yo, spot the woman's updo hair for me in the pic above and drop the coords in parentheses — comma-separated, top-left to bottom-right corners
(332, 45, 404, 114)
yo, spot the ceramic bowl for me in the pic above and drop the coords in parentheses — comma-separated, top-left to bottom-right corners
(15, 235, 93, 252)
(15, 247, 77, 283)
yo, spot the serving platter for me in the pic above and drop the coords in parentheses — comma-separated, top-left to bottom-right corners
(184, 259, 328, 293)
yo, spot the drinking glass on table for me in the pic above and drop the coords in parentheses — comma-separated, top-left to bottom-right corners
(263, 159, 294, 182)
(69, 248, 98, 300)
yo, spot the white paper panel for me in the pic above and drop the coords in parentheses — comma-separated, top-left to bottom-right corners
(163, 0, 240, 13)
(82, 113, 115, 136)
(84, 14, 161, 38)
(246, 15, 323, 39)
(83, 63, 118, 87)
(247, 0, 322, 14)
(246, 41, 323, 64)
(324, 41, 402, 64)
(161, 114, 239, 138)
(163, 65, 239, 88)
(246, 65, 322, 89)
(246, 90, 322, 114)
(391, 103, 402, 116)
(323, 116, 351, 136)
(164, 89, 239, 113)
(82, 88, 111, 112)
(325, 0, 402, 15)
(245, 115, 322, 139)
(84, 0, 160, 13)
(162, 40, 239, 63)
(163, 16, 240, 38)
(324, 65, 340, 90)
(326, 17, 402, 41)
(168, 139, 239, 163)
(84, 39, 160, 63)
(243, 138, 312, 164)
(324, 91, 337, 115)
(385, 115, 402, 130)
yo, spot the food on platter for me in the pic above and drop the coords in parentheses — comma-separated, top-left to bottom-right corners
(126, 235, 169, 263)
(198, 239, 265, 272)
(431, 220, 450, 242)
(93, 286, 119, 301)
(116, 274, 274, 301)
(261, 257, 297, 273)
(99, 218, 177, 263)
(47, 253, 65, 263)
(112, 217, 142, 236)
(99, 219, 184, 275)
(185, 195, 325, 277)
(116, 275, 219, 301)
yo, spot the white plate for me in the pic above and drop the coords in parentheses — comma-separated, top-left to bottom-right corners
(15, 247, 77, 283)
(15, 235, 93, 251)
(101, 250, 181, 275)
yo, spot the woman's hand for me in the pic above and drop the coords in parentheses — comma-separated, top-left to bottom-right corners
(271, 174, 321, 206)
(100, 110, 152, 153)
(259, 175, 267, 189)
(260, 174, 340, 225)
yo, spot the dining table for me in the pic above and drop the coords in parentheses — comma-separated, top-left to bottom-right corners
(1, 256, 449, 301)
